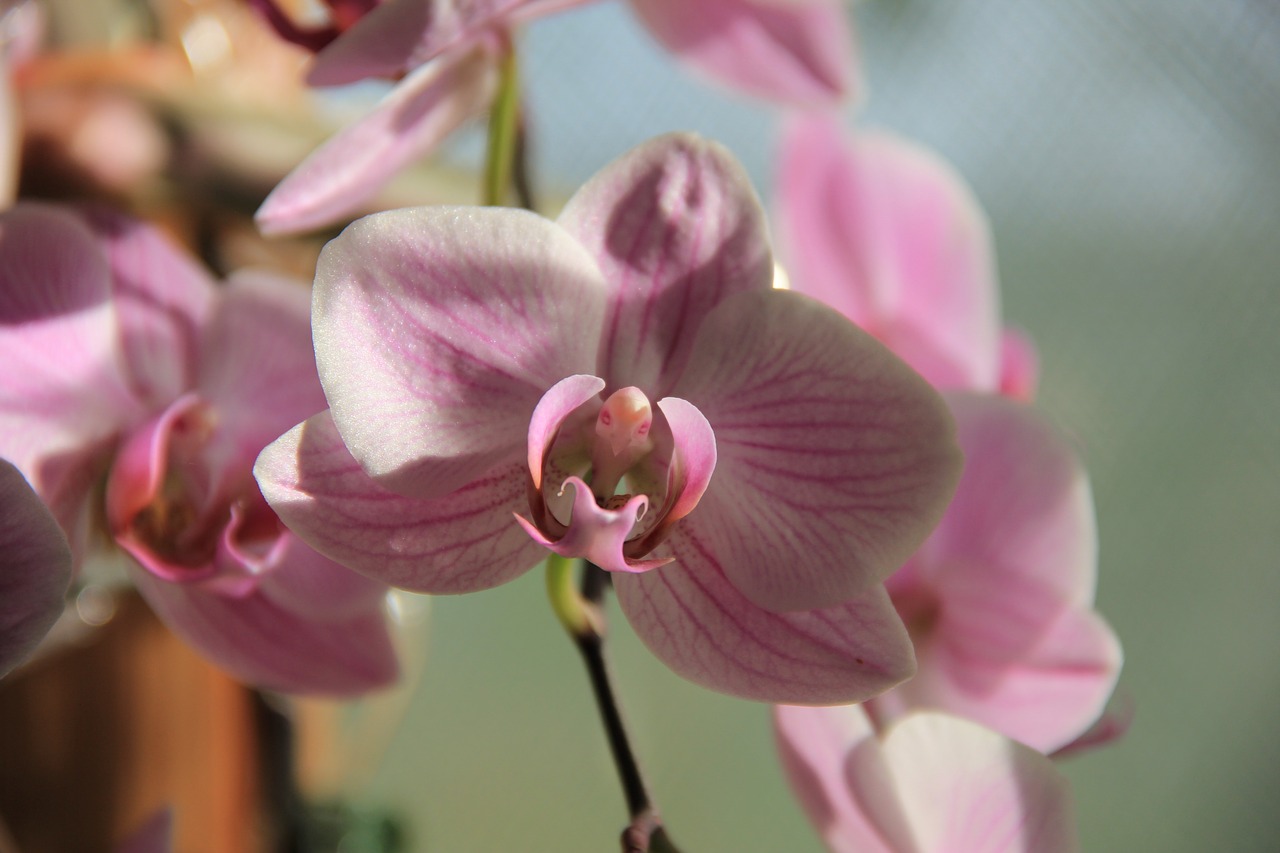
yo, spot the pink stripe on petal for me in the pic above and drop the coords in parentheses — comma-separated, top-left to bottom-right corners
(558, 133, 773, 397)
(672, 289, 962, 612)
(257, 45, 498, 236)
(256, 411, 546, 593)
(630, 0, 858, 107)
(615, 527, 915, 704)
(312, 206, 606, 499)
(0, 459, 73, 678)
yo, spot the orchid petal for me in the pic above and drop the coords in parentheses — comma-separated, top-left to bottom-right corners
(878, 394, 1122, 752)
(557, 132, 773, 396)
(672, 289, 961, 612)
(78, 205, 215, 406)
(526, 374, 605, 491)
(256, 411, 546, 593)
(312, 206, 606, 498)
(256, 535, 390, 623)
(651, 396, 715, 524)
(615, 528, 915, 703)
(129, 559, 397, 696)
(863, 713, 1081, 852)
(256, 45, 499, 237)
(198, 271, 328, 455)
(515, 476, 670, 573)
(0, 205, 141, 482)
(0, 459, 72, 678)
(629, 0, 858, 107)
(773, 705, 895, 853)
(777, 117, 1001, 391)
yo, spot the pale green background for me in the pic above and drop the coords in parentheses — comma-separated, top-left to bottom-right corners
(352, 2, 1280, 850)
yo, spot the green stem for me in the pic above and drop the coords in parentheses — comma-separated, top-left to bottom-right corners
(481, 44, 521, 207)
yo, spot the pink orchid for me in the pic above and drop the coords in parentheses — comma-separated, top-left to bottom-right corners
(864, 394, 1122, 753)
(256, 133, 963, 704)
(775, 114, 1038, 397)
(775, 704, 1081, 853)
(254, 0, 858, 235)
(0, 457, 72, 678)
(0, 203, 397, 695)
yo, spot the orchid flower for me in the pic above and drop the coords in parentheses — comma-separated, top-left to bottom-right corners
(774, 704, 1081, 853)
(0, 203, 397, 695)
(253, 0, 859, 235)
(866, 394, 1122, 753)
(775, 113, 1038, 397)
(0, 457, 72, 678)
(256, 132, 962, 704)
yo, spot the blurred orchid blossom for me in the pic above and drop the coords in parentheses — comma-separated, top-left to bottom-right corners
(0, 203, 397, 695)
(253, 0, 858, 235)
(257, 133, 962, 704)
(774, 704, 1081, 853)
(775, 113, 1038, 397)
(0, 457, 72, 678)
(867, 394, 1122, 753)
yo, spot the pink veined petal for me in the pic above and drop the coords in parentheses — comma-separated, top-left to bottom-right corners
(256, 411, 547, 593)
(999, 327, 1041, 401)
(0, 459, 73, 678)
(671, 289, 962, 612)
(256, 44, 499, 237)
(906, 606, 1123, 755)
(128, 559, 398, 696)
(197, 271, 328, 456)
(614, 526, 916, 704)
(773, 705, 897, 853)
(77, 204, 216, 407)
(557, 132, 774, 397)
(776, 116, 1001, 391)
(0, 204, 142, 483)
(311, 205, 607, 499)
(526, 373, 605, 491)
(868, 713, 1081, 853)
(629, 0, 858, 107)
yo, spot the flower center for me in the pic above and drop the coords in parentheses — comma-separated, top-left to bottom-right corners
(589, 386, 655, 503)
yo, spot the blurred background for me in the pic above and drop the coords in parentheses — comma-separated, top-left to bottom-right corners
(2, 0, 1277, 850)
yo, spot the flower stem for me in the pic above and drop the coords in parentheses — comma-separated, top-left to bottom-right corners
(481, 43, 521, 207)
(544, 557, 683, 852)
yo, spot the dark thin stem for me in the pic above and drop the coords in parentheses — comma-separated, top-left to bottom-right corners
(512, 111, 538, 213)
(253, 692, 304, 853)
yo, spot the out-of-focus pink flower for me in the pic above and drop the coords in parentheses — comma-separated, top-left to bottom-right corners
(0, 203, 397, 695)
(866, 394, 1122, 753)
(0, 457, 71, 678)
(257, 133, 962, 704)
(775, 114, 1037, 396)
(253, 0, 859, 235)
(775, 704, 1081, 853)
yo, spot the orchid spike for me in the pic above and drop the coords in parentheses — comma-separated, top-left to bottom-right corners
(775, 705, 1082, 853)
(0, 203, 398, 695)
(254, 0, 860, 234)
(258, 132, 963, 704)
